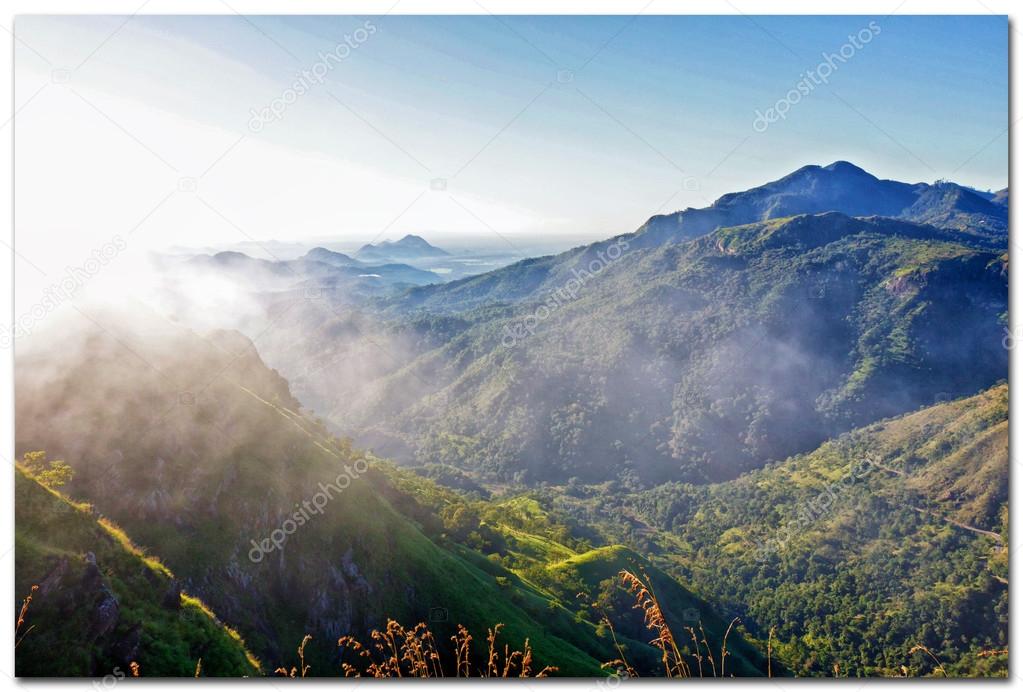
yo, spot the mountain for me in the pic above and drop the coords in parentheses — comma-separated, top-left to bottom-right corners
(15, 466, 261, 677)
(286, 211, 1007, 485)
(392, 163, 1004, 316)
(595, 384, 1008, 676)
(14, 310, 761, 676)
(635, 161, 1006, 248)
(303, 247, 361, 267)
(357, 234, 451, 262)
(161, 165, 1006, 491)
(207, 249, 440, 286)
(900, 182, 1008, 239)
(179, 249, 440, 299)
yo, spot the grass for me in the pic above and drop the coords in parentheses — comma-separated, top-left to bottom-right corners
(96, 517, 174, 578)
(14, 466, 261, 677)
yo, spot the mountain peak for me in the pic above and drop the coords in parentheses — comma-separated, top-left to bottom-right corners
(210, 250, 253, 265)
(391, 234, 443, 251)
(823, 160, 871, 176)
(304, 246, 358, 266)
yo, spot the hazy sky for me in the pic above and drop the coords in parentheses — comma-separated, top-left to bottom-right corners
(13, 14, 1008, 279)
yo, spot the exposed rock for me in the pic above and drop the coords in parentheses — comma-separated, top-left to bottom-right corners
(340, 548, 371, 592)
(109, 623, 142, 667)
(37, 556, 70, 598)
(81, 553, 120, 641)
(161, 579, 182, 610)
(89, 589, 120, 642)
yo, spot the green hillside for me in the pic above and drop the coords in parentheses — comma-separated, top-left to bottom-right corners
(569, 384, 1008, 677)
(545, 545, 769, 676)
(372, 471, 772, 676)
(14, 314, 764, 676)
(15, 466, 260, 677)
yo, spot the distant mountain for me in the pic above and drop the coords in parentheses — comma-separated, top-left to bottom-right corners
(635, 161, 1006, 248)
(183, 249, 440, 296)
(991, 187, 1008, 206)
(357, 234, 450, 262)
(165, 162, 1009, 488)
(303, 247, 362, 267)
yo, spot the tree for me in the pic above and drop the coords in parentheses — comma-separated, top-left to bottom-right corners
(20, 451, 73, 489)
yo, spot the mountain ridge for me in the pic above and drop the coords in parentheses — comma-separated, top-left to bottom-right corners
(394, 162, 1005, 315)
(635, 161, 1006, 247)
(357, 234, 450, 262)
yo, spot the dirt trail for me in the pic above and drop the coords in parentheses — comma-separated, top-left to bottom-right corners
(873, 464, 1002, 544)
(910, 506, 1003, 544)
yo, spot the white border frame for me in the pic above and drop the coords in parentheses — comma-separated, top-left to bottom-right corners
(0, 1, 1015, 688)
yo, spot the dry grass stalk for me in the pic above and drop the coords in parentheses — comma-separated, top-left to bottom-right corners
(15, 585, 38, 649)
(721, 616, 739, 677)
(617, 570, 748, 678)
(599, 614, 639, 679)
(909, 644, 947, 677)
(336, 620, 554, 678)
(699, 622, 717, 677)
(684, 627, 704, 677)
(619, 570, 689, 678)
(453, 624, 472, 677)
(486, 624, 502, 677)
(275, 634, 312, 677)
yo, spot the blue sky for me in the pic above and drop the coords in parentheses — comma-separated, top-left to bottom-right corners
(14, 14, 1008, 252)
